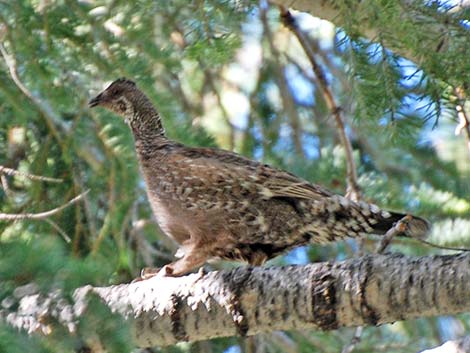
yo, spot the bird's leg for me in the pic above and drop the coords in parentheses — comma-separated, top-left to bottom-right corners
(160, 247, 209, 277)
(136, 240, 210, 280)
(248, 251, 268, 266)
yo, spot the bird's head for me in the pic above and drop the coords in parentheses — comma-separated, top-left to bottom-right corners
(88, 78, 138, 117)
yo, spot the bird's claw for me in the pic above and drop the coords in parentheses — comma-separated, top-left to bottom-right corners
(131, 265, 173, 282)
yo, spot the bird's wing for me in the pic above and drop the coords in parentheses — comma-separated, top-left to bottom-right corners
(176, 146, 334, 201)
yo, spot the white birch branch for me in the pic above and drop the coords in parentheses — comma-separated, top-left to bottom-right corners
(2, 252, 470, 348)
(0, 190, 89, 221)
(421, 336, 470, 353)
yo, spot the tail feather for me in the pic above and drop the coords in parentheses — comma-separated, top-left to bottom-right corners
(318, 196, 431, 240)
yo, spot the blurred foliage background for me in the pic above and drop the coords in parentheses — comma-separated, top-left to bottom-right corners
(0, 0, 470, 352)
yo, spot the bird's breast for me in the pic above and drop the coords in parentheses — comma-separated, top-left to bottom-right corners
(147, 192, 190, 244)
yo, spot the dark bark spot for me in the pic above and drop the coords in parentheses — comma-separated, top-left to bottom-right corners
(282, 290, 290, 320)
(135, 319, 144, 339)
(359, 256, 380, 325)
(254, 307, 260, 323)
(311, 265, 338, 330)
(258, 282, 264, 297)
(194, 311, 199, 330)
(293, 284, 299, 313)
(169, 294, 188, 341)
(224, 266, 254, 337)
(408, 274, 414, 286)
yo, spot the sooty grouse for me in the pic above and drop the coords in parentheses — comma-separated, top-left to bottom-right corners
(89, 78, 430, 277)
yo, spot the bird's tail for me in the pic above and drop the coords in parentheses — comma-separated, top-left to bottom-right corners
(316, 196, 431, 240)
(369, 210, 431, 239)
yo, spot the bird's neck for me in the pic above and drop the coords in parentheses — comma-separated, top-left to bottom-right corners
(128, 103, 165, 139)
(128, 105, 172, 158)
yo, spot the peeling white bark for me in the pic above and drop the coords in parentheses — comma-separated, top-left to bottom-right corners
(421, 336, 470, 353)
(2, 253, 470, 348)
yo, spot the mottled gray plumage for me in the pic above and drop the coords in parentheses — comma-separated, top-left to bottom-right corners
(89, 78, 430, 277)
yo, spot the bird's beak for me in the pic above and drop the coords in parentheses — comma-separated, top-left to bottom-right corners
(88, 93, 103, 108)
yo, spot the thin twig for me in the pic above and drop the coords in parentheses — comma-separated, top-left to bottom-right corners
(1, 174, 12, 197)
(0, 165, 62, 183)
(279, 6, 361, 201)
(413, 238, 470, 252)
(260, 1, 305, 157)
(454, 87, 470, 156)
(72, 168, 97, 250)
(0, 190, 89, 221)
(375, 215, 412, 254)
(44, 218, 72, 243)
(341, 326, 363, 353)
(377, 219, 470, 259)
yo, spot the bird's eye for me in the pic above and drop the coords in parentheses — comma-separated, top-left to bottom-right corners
(110, 88, 121, 96)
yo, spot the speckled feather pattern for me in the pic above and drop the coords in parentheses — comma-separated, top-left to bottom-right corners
(90, 78, 431, 276)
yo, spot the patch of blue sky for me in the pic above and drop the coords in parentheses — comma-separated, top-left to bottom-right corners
(401, 94, 434, 117)
(241, 6, 263, 40)
(460, 19, 470, 28)
(285, 246, 310, 265)
(224, 345, 242, 353)
(284, 64, 315, 106)
(397, 58, 425, 89)
(302, 134, 321, 160)
(295, 12, 336, 51)
(437, 316, 465, 341)
(336, 243, 350, 261)
(372, 87, 436, 129)
(250, 124, 265, 160)
(425, 0, 470, 29)
(424, 0, 461, 11)
(222, 88, 250, 130)
(230, 113, 249, 131)
(253, 145, 264, 160)
(334, 29, 349, 53)
(378, 116, 389, 126)
(364, 42, 385, 65)
(402, 183, 424, 210)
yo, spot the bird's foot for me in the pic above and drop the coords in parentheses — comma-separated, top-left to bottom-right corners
(197, 266, 207, 278)
(193, 266, 207, 283)
(132, 265, 173, 282)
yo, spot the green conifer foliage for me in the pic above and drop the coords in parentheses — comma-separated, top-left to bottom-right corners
(0, 1, 469, 352)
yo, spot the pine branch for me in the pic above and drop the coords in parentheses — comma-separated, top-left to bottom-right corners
(279, 6, 361, 201)
(269, 0, 470, 65)
(3, 253, 470, 348)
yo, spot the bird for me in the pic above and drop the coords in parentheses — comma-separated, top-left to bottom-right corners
(89, 78, 430, 278)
